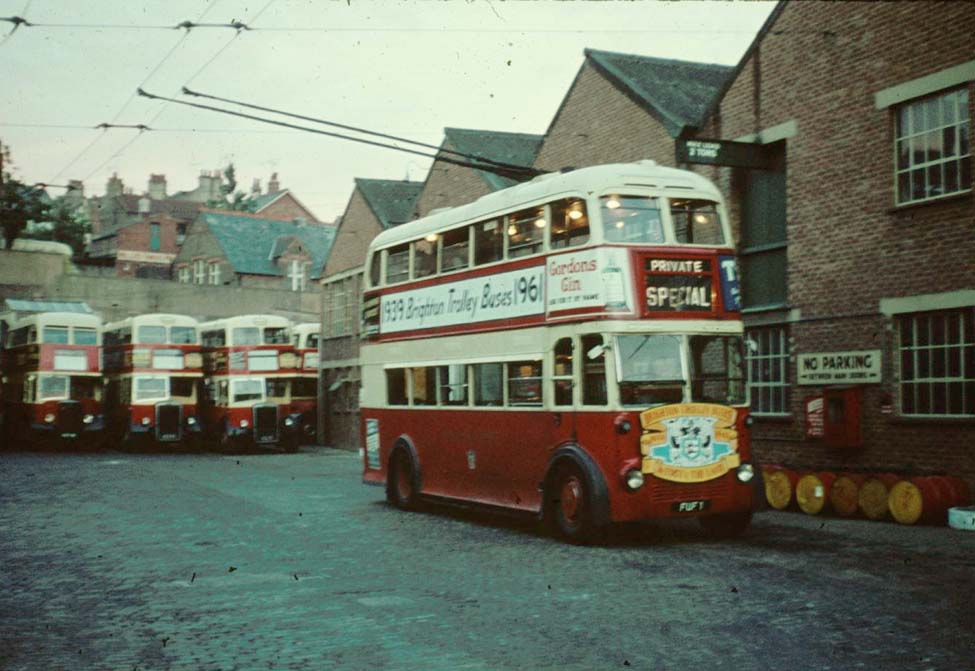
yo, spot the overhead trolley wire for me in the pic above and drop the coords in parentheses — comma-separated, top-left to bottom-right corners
(137, 88, 541, 182)
(180, 87, 533, 174)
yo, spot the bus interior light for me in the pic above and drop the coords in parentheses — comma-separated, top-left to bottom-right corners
(534, 218, 547, 228)
(424, 233, 438, 242)
(568, 209, 584, 220)
(625, 469, 645, 491)
(605, 198, 621, 209)
(736, 464, 755, 483)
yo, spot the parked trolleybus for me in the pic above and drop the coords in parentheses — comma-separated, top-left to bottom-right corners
(199, 315, 301, 450)
(290, 322, 320, 443)
(360, 160, 754, 542)
(1, 311, 104, 445)
(102, 313, 203, 447)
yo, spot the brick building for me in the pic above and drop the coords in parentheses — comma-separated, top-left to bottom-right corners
(174, 209, 335, 292)
(684, 2, 974, 481)
(412, 127, 543, 217)
(87, 214, 187, 279)
(319, 178, 423, 450)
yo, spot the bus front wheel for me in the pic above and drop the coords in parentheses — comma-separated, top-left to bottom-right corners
(387, 447, 420, 510)
(548, 462, 604, 544)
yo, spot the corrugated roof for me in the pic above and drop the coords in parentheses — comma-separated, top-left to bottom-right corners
(585, 49, 734, 137)
(201, 211, 336, 278)
(443, 128, 543, 190)
(354, 179, 424, 229)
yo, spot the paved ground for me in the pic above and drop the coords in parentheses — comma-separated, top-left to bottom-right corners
(1, 446, 973, 671)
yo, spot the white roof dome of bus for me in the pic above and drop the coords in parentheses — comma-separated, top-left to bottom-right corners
(368, 161, 722, 251)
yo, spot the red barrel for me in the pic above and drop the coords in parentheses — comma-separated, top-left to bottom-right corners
(829, 473, 867, 517)
(889, 476, 954, 525)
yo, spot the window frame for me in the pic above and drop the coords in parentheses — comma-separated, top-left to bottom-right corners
(896, 307, 974, 418)
(746, 325, 792, 416)
(894, 87, 971, 206)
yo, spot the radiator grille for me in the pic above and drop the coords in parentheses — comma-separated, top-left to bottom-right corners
(156, 404, 182, 442)
(253, 405, 278, 444)
(57, 401, 83, 435)
(647, 475, 732, 505)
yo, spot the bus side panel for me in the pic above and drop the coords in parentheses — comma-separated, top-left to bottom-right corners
(362, 408, 552, 511)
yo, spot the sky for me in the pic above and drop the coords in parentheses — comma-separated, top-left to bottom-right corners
(0, 0, 776, 223)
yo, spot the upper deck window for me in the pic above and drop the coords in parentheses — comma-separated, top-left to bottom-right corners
(73, 328, 98, 345)
(264, 327, 289, 345)
(507, 206, 546, 258)
(202, 329, 225, 347)
(306, 334, 320, 349)
(474, 220, 503, 266)
(550, 198, 590, 250)
(440, 227, 470, 273)
(386, 243, 410, 284)
(413, 238, 437, 279)
(138, 325, 167, 344)
(42, 326, 70, 344)
(671, 199, 725, 245)
(233, 327, 261, 346)
(171, 326, 196, 344)
(601, 196, 664, 244)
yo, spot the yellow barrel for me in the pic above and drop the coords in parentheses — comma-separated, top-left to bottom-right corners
(796, 472, 836, 515)
(858, 473, 899, 521)
(764, 467, 798, 510)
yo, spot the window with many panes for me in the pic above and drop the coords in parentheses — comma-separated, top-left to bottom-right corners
(208, 261, 221, 285)
(897, 307, 974, 417)
(193, 259, 205, 284)
(896, 88, 971, 205)
(177, 265, 190, 283)
(746, 325, 791, 415)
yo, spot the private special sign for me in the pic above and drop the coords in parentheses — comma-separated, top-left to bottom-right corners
(797, 350, 882, 385)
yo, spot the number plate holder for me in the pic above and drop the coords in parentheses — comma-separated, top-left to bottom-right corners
(671, 499, 711, 513)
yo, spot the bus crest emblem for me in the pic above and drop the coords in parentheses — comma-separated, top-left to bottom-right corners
(638, 404, 739, 483)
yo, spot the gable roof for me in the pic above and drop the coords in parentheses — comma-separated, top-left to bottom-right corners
(584, 49, 734, 137)
(442, 127, 544, 190)
(354, 179, 424, 229)
(249, 190, 285, 211)
(199, 210, 336, 278)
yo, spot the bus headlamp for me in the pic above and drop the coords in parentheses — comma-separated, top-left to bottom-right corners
(44, 413, 55, 423)
(284, 417, 295, 427)
(186, 416, 197, 425)
(83, 414, 94, 424)
(736, 464, 755, 483)
(240, 419, 249, 428)
(624, 469, 645, 491)
(141, 417, 151, 426)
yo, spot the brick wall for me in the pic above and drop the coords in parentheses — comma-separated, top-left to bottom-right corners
(413, 141, 495, 218)
(258, 193, 319, 223)
(533, 61, 677, 172)
(707, 2, 975, 481)
(323, 190, 384, 276)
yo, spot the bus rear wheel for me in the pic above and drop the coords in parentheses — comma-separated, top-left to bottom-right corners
(387, 448, 419, 510)
(549, 463, 604, 544)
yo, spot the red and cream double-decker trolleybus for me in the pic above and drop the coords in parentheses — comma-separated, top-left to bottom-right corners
(199, 315, 301, 450)
(290, 322, 320, 443)
(1, 311, 104, 445)
(102, 314, 203, 447)
(360, 160, 754, 542)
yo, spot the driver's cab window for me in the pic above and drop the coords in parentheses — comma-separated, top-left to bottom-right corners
(580, 334, 607, 406)
(553, 337, 573, 406)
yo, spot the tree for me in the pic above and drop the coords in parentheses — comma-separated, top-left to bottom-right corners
(1, 142, 51, 249)
(206, 162, 257, 213)
(24, 191, 92, 256)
